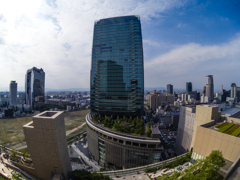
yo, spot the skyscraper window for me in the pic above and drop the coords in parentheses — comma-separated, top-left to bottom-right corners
(90, 16, 144, 118)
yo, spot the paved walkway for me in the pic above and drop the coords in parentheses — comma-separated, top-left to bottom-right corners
(0, 153, 12, 177)
(110, 172, 150, 180)
(148, 168, 174, 179)
(66, 122, 86, 136)
(71, 143, 101, 171)
(0, 151, 38, 180)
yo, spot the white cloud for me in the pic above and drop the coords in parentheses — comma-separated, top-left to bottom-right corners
(0, 0, 188, 90)
(145, 34, 240, 89)
(143, 39, 161, 47)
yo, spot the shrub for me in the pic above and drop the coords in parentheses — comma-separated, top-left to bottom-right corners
(100, 168, 105, 172)
(217, 123, 234, 133)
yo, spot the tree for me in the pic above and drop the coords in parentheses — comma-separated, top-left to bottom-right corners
(72, 169, 91, 180)
(25, 151, 29, 158)
(11, 171, 22, 180)
(72, 170, 110, 180)
(157, 151, 225, 180)
(82, 133, 87, 138)
(22, 149, 26, 159)
(74, 136, 78, 143)
(146, 129, 152, 137)
(145, 166, 150, 173)
(99, 168, 105, 172)
(10, 149, 17, 158)
(180, 150, 225, 180)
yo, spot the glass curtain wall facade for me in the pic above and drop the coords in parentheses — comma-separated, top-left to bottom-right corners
(25, 67, 45, 108)
(186, 82, 192, 94)
(90, 16, 144, 118)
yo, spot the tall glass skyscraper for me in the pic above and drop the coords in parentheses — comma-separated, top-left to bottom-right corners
(90, 16, 144, 118)
(186, 82, 192, 94)
(25, 67, 45, 108)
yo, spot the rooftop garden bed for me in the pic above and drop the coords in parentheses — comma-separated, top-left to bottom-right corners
(215, 122, 229, 129)
(224, 124, 240, 135)
(92, 116, 146, 136)
(232, 127, 240, 137)
(217, 123, 234, 133)
(215, 122, 240, 137)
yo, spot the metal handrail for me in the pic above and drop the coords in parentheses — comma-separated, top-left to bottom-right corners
(99, 153, 188, 176)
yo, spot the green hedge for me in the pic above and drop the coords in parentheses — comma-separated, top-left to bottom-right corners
(217, 123, 234, 133)
(216, 123, 228, 129)
(231, 126, 240, 137)
(224, 125, 240, 135)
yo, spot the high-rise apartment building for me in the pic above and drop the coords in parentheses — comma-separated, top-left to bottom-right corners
(25, 67, 45, 108)
(9, 81, 17, 105)
(167, 84, 173, 95)
(205, 75, 214, 100)
(90, 16, 144, 118)
(231, 83, 237, 98)
(186, 82, 192, 94)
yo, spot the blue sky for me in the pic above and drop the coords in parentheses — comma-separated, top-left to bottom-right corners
(0, 0, 240, 91)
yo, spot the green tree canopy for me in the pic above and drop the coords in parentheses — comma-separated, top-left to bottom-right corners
(157, 150, 225, 180)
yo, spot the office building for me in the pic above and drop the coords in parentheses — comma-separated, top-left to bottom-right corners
(218, 89, 229, 102)
(25, 67, 45, 108)
(90, 16, 144, 118)
(237, 87, 240, 102)
(149, 93, 175, 111)
(231, 83, 237, 98)
(175, 105, 221, 155)
(18, 92, 25, 104)
(175, 106, 196, 155)
(86, 114, 162, 169)
(23, 111, 71, 179)
(205, 75, 214, 100)
(167, 84, 173, 95)
(9, 81, 17, 105)
(186, 82, 192, 94)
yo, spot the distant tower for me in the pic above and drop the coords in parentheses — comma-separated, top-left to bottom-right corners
(25, 67, 45, 108)
(186, 82, 192, 94)
(205, 75, 214, 100)
(231, 83, 237, 98)
(9, 81, 17, 106)
(167, 84, 173, 94)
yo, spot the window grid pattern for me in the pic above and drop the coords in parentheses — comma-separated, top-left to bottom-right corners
(90, 16, 144, 117)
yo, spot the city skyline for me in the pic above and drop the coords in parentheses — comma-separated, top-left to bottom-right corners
(0, 0, 240, 91)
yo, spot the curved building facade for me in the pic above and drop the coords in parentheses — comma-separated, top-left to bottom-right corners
(90, 16, 144, 118)
(86, 114, 162, 169)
